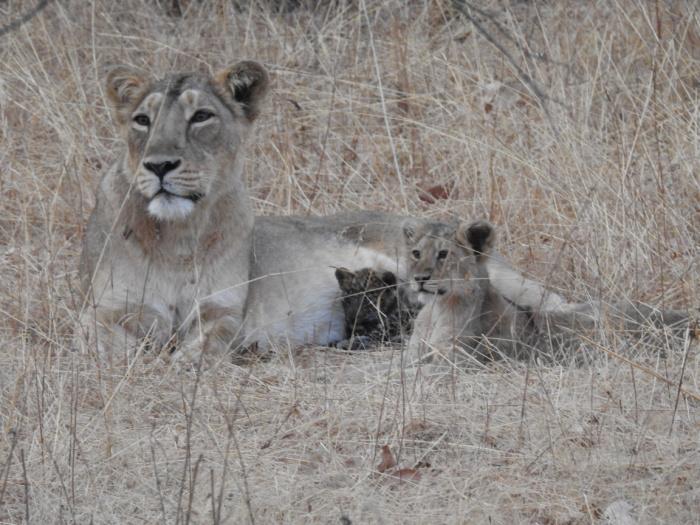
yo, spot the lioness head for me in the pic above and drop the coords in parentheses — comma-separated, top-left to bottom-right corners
(403, 219, 495, 300)
(105, 61, 269, 221)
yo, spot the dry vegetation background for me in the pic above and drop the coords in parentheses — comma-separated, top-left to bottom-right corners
(1, 0, 699, 523)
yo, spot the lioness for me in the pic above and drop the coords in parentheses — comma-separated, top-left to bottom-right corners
(79, 61, 571, 361)
(79, 61, 271, 359)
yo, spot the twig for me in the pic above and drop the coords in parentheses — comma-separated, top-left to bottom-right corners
(259, 402, 299, 450)
(308, 55, 338, 211)
(175, 361, 204, 525)
(51, 457, 76, 524)
(150, 432, 168, 525)
(457, 1, 571, 68)
(518, 362, 530, 444)
(215, 439, 229, 525)
(230, 427, 255, 525)
(209, 468, 218, 524)
(630, 364, 639, 424)
(20, 449, 29, 524)
(212, 369, 255, 524)
(669, 330, 693, 435)
(185, 454, 203, 525)
(0, 429, 18, 508)
(360, 0, 409, 212)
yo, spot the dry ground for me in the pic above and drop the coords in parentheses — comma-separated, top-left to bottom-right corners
(1, 0, 699, 523)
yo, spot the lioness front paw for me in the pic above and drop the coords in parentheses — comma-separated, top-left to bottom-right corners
(168, 337, 206, 369)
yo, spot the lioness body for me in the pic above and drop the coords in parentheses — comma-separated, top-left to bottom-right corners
(242, 213, 410, 349)
(80, 154, 252, 356)
(79, 63, 264, 358)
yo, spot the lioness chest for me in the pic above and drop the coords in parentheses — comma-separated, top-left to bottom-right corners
(92, 226, 248, 338)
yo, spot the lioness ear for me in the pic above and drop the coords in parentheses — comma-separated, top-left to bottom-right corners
(456, 220, 495, 259)
(105, 65, 151, 122)
(335, 267, 355, 291)
(215, 60, 269, 121)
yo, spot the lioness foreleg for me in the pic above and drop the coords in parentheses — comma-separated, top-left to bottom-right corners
(77, 302, 174, 362)
(172, 304, 246, 365)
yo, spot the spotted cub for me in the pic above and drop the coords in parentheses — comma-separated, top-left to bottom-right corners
(334, 267, 418, 349)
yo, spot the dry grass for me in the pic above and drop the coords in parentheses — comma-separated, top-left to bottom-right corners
(1, 0, 699, 523)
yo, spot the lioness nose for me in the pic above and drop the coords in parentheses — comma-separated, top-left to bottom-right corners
(143, 159, 181, 180)
(415, 274, 430, 283)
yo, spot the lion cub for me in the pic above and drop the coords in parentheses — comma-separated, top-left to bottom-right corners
(335, 267, 418, 349)
(404, 220, 696, 367)
(405, 220, 525, 365)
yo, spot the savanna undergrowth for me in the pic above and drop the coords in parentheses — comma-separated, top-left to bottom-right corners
(0, 1, 698, 523)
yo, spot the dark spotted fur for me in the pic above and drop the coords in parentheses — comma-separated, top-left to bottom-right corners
(335, 267, 419, 348)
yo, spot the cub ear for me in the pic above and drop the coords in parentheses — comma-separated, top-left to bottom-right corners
(402, 219, 420, 243)
(335, 267, 355, 291)
(215, 60, 270, 121)
(456, 220, 495, 259)
(380, 271, 397, 287)
(104, 65, 151, 123)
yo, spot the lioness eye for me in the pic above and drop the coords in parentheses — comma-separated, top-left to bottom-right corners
(437, 250, 449, 260)
(133, 114, 150, 127)
(411, 250, 421, 259)
(191, 110, 214, 123)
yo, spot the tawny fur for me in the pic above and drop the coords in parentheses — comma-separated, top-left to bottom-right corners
(407, 220, 529, 365)
(79, 61, 267, 361)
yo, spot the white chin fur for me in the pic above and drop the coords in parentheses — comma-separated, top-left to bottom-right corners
(147, 194, 194, 221)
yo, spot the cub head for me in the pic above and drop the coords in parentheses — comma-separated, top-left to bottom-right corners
(105, 61, 269, 221)
(403, 219, 495, 300)
(335, 267, 399, 337)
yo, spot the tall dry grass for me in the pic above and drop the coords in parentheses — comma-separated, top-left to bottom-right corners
(0, 0, 698, 523)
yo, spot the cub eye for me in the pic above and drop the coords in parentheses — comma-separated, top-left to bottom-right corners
(411, 250, 421, 259)
(133, 114, 150, 127)
(191, 110, 214, 123)
(437, 250, 449, 260)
